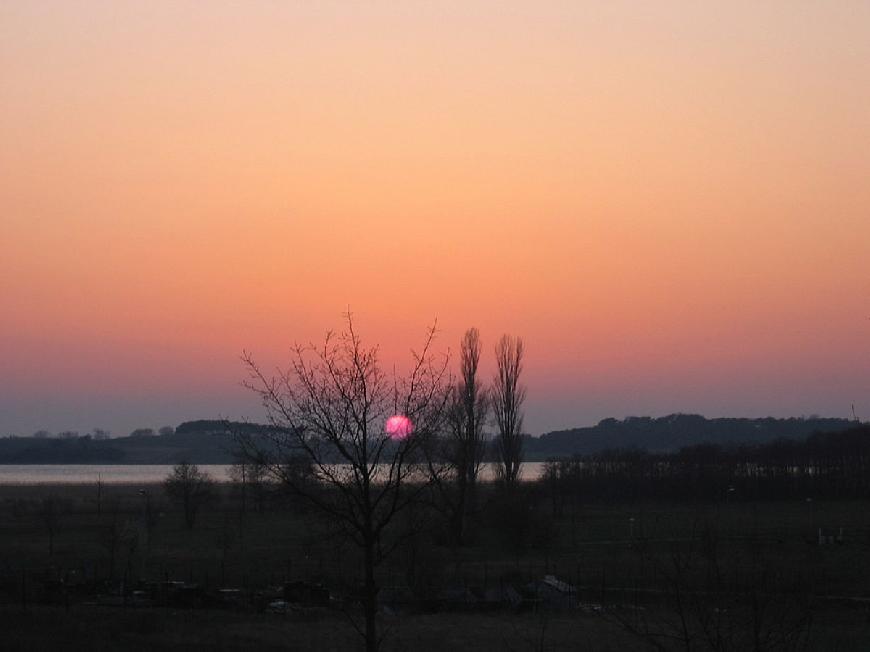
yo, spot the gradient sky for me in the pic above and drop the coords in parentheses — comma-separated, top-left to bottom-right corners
(2, 1, 869, 437)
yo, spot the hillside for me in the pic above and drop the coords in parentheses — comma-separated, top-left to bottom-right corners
(0, 421, 267, 465)
(523, 414, 856, 460)
(0, 415, 858, 464)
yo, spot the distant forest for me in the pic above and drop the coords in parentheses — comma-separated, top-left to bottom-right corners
(546, 423, 870, 502)
(0, 415, 858, 465)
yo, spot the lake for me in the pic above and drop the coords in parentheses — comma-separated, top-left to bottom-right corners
(0, 462, 548, 484)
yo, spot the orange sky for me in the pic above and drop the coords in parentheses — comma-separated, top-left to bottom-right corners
(2, 1, 869, 436)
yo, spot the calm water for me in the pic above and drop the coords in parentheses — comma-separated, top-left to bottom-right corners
(0, 463, 547, 484)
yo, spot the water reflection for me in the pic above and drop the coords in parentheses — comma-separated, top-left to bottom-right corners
(0, 462, 546, 484)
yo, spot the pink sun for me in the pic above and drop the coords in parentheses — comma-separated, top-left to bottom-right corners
(385, 414, 414, 440)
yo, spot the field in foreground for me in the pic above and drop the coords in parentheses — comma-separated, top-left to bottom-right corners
(3, 607, 637, 651)
(4, 603, 870, 651)
(4, 481, 870, 650)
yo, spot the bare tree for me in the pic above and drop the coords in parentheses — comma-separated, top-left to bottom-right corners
(158, 425, 175, 437)
(237, 314, 450, 652)
(432, 327, 489, 544)
(229, 459, 270, 515)
(92, 428, 111, 440)
(493, 334, 526, 487)
(163, 462, 214, 529)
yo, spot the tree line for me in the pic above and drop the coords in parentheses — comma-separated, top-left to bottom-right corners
(27, 426, 176, 440)
(542, 425, 870, 504)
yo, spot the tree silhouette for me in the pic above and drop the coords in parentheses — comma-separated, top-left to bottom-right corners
(163, 462, 214, 529)
(236, 313, 450, 652)
(493, 334, 526, 487)
(431, 327, 489, 545)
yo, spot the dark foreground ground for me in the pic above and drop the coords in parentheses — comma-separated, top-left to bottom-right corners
(4, 482, 870, 650)
(4, 603, 870, 651)
(3, 607, 636, 651)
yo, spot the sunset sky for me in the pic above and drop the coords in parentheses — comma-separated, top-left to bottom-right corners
(2, 1, 869, 437)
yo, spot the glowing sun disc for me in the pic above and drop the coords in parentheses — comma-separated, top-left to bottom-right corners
(385, 414, 413, 440)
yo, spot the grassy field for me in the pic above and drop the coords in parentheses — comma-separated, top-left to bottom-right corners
(2, 606, 648, 651)
(3, 481, 870, 650)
